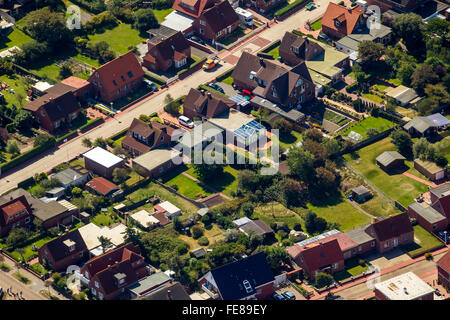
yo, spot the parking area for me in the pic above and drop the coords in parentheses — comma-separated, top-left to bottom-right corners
(364, 249, 412, 270)
(275, 285, 306, 300)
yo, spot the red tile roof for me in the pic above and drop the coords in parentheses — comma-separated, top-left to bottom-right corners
(0, 195, 32, 227)
(172, 0, 215, 18)
(437, 251, 450, 273)
(61, 76, 90, 89)
(298, 239, 344, 272)
(367, 212, 413, 241)
(86, 177, 119, 196)
(324, 232, 358, 252)
(322, 3, 364, 36)
(433, 194, 450, 219)
(153, 211, 171, 226)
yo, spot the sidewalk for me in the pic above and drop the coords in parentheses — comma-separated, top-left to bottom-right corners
(402, 172, 437, 188)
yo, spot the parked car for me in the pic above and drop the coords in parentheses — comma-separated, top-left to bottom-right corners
(178, 115, 194, 128)
(272, 293, 285, 300)
(435, 289, 442, 296)
(203, 59, 218, 70)
(281, 291, 295, 300)
(0, 286, 3, 299)
(190, 36, 205, 45)
(208, 82, 224, 93)
(144, 79, 159, 92)
(318, 33, 329, 41)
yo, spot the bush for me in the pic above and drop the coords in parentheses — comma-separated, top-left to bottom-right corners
(293, 223, 302, 231)
(191, 225, 204, 239)
(424, 252, 433, 260)
(197, 236, 209, 246)
(84, 11, 118, 33)
(275, 0, 308, 18)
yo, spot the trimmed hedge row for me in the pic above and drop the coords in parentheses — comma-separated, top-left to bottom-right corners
(144, 72, 167, 86)
(256, 52, 275, 60)
(78, 117, 104, 132)
(274, 0, 308, 18)
(108, 127, 129, 142)
(260, 39, 281, 54)
(56, 130, 78, 144)
(198, 84, 229, 97)
(292, 29, 330, 46)
(0, 139, 56, 173)
(216, 67, 234, 82)
(177, 57, 207, 77)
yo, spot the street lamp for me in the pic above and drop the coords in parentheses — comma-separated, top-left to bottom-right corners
(444, 231, 447, 245)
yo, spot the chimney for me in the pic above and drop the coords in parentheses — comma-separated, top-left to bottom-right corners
(403, 287, 408, 295)
(259, 58, 265, 67)
(167, 289, 172, 300)
(207, 92, 212, 99)
(201, 89, 205, 95)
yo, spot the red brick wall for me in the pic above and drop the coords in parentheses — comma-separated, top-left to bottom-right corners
(408, 206, 448, 233)
(42, 211, 75, 229)
(255, 281, 274, 299)
(39, 245, 86, 272)
(94, 76, 144, 103)
(376, 232, 414, 254)
(374, 288, 387, 300)
(85, 158, 124, 178)
(438, 266, 450, 289)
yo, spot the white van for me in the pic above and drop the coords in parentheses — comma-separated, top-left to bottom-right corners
(235, 7, 253, 27)
(178, 115, 194, 128)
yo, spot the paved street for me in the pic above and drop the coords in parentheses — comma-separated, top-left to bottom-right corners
(0, 0, 339, 196)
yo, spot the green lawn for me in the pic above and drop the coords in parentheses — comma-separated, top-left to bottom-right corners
(277, 130, 303, 150)
(334, 257, 369, 281)
(359, 193, 399, 217)
(185, 165, 238, 197)
(6, 236, 54, 262)
(310, 18, 322, 31)
(0, 28, 33, 50)
(344, 116, 396, 139)
(363, 93, 384, 104)
(221, 76, 234, 86)
(298, 193, 371, 232)
(164, 170, 212, 200)
(267, 46, 280, 60)
(87, 23, 146, 55)
(253, 202, 305, 230)
(0, 74, 30, 108)
(153, 8, 174, 23)
(324, 109, 350, 126)
(91, 212, 115, 226)
(343, 138, 429, 206)
(371, 83, 389, 92)
(402, 225, 443, 257)
(125, 181, 200, 214)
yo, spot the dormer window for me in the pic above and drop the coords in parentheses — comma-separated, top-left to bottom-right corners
(121, 75, 126, 82)
(249, 71, 257, 80)
(243, 280, 252, 293)
(63, 239, 76, 253)
(127, 71, 133, 78)
(114, 272, 127, 287)
(334, 20, 341, 27)
(292, 46, 299, 54)
(113, 80, 117, 86)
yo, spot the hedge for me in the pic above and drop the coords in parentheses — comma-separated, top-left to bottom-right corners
(274, 0, 308, 18)
(108, 128, 129, 142)
(256, 52, 275, 59)
(216, 67, 235, 82)
(17, 177, 35, 189)
(291, 29, 329, 45)
(78, 117, 104, 132)
(260, 39, 281, 54)
(56, 130, 78, 144)
(177, 57, 207, 77)
(144, 72, 167, 86)
(0, 139, 56, 173)
(198, 84, 228, 97)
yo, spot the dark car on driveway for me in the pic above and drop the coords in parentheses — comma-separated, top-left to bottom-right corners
(190, 35, 205, 45)
(208, 82, 224, 93)
(281, 291, 295, 300)
(272, 293, 285, 300)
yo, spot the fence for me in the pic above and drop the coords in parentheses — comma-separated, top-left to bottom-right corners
(394, 201, 407, 212)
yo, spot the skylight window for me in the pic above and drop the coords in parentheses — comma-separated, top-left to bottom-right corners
(121, 75, 126, 82)
(127, 71, 134, 78)
(113, 80, 117, 86)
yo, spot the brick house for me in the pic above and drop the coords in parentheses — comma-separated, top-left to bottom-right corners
(172, 0, 239, 43)
(321, 3, 365, 39)
(364, 213, 414, 254)
(0, 195, 33, 237)
(240, 0, 286, 13)
(83, 147, 125, 178)
(437, 251, 450, 289)
(183, 88, 236, 120)
(23, 83, 82, 133)
(408, 202, 448, 233)
(366, 0, 428, 13)
(279, 32, 325, 66)
(198, 252, 274, 300)
(232, 52, 315, 109)
(38, 229, 88, 271)
(143, 26, 191, 72)
(85, 177, 122, 199)
(79, 243, 148, 300)
(60, 76, 92, 101)
(287, 239, 344, 280)
(88, 51, 145, 103)
(121, 118, 174, 157)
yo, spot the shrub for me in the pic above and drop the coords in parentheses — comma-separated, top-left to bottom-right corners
(191, 225, 204, 239)
(424, 252, 433, 260)
(274, 0, 308, 18)
(293, 223, 302, 231)
(197, 236, 209, 246)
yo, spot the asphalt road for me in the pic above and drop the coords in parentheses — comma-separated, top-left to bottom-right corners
(0, 269, 45, 300)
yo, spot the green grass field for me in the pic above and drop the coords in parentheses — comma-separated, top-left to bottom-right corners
(277, 130, 303, 150)
(91, 212, 115, 226)
(6, 236, 54, 262)
(221, 76, 234, 86)
(0, 28, 33, 50)
(253, 202, 304, 230)
(185, 165, 238, 197)
(363, 93, 384, 104)
(310, 18, 322, 31)
(344, 138, 429, 206)
(153, 8, 174, 23)
(402, 225, 443, 257)
(87, 23, 146, 55)
(164, 172, 212, 200)
(334, 257, 369, 281)
(267, 46, 280, 60)
(359, 193, 399, 217)
(0, 74, 30, 108)
(344, 116, 396, 139)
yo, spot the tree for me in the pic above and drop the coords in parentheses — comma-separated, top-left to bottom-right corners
(392, 13, 424, 49)
(14, 109, 33, 132)
(303, 139, 327, 167)
(366, 128, 379, 138)
(390, 130, 412, 157)
(173, 216, 183, 233)
(82, 138, 92, 148)
(424, 84, 450, 107)
(254, 245, 291, 273)
(304, 211, 327, 235)
(272, 118, 292, 136)
(286, 147, 315, 184)
(133, 8, 158, 33)
(122, 226, 141, 245)
(59, 63, 73, 79)
(93, 137, 107, 148)
(413, 138, 430, 160)
(411, 64, 439, 94)
(397, 61, 415, 86)
(71, 187, 83, 197)
(6, 228, 29, 249)
(315, 272, 334, 288)
(242, 202, 254, 218)
(163, 94, 180, 116)
(192, 162, 224, 181)
(282, 178, 307, 207)
(6, 140, 20, 156)
(112, 167, 129, 185)
(98, 236, 114, 253)
(314, 167, 338, 193)
(358, 41, 385, 66)
(16, 247, 26, 262)
(17, 40, 50, 66)
(191, 225, 204, 239)
(34, 133, 56, 147)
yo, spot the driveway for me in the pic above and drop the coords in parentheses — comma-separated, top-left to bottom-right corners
(275, 284, 306, 300)
(364, 249, 412, 270)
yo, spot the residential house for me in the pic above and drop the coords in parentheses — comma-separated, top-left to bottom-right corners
(88, 51, 145, 103)
(141, 281, 191, 300)
(427, 113, 450, 131)
(403, 116, 438, 137)
(288, 238, 344, 280)
(408, 202, 448, 233)
(77, 222, 129, 257)
(232, 217, 274, 239)
(374, 272, 434, 300)
(177, 121, 224, 151)
(345, 226, 377, 256)
(121, 118, 174, 157)
(0, 195, 33, 237)
(413, 159, 447, 182)
(86, 177, 123, 200)
(279, 32, 325, 66)
(130, 209, 160, 230)
(183, 88, 236, 120)
(83, 147, 125, 178)
(79, 243, 148, 300)
(38, 229, 88, 271)
(240, 0, 286, 13)
(321, 3, 365, 39)
(0, 188, 72, 229)
(437, 251, 450, 289)
(60, 76, 92, 101)
(143, 25, 191, 72)
(154, 201, 182, 220)
(385, 85, 421, 107)
(132, 148, 181, 178)
(128, 272, 172, 298)
(364, 213, 414, 254)
(52, 165, 90, 190)
(23, 83, 82, 133)
(376, 151, 406, 172)
(430, 184, 450, 204)
(198, 252, 275, 300)
(232, 52, 315, 122)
